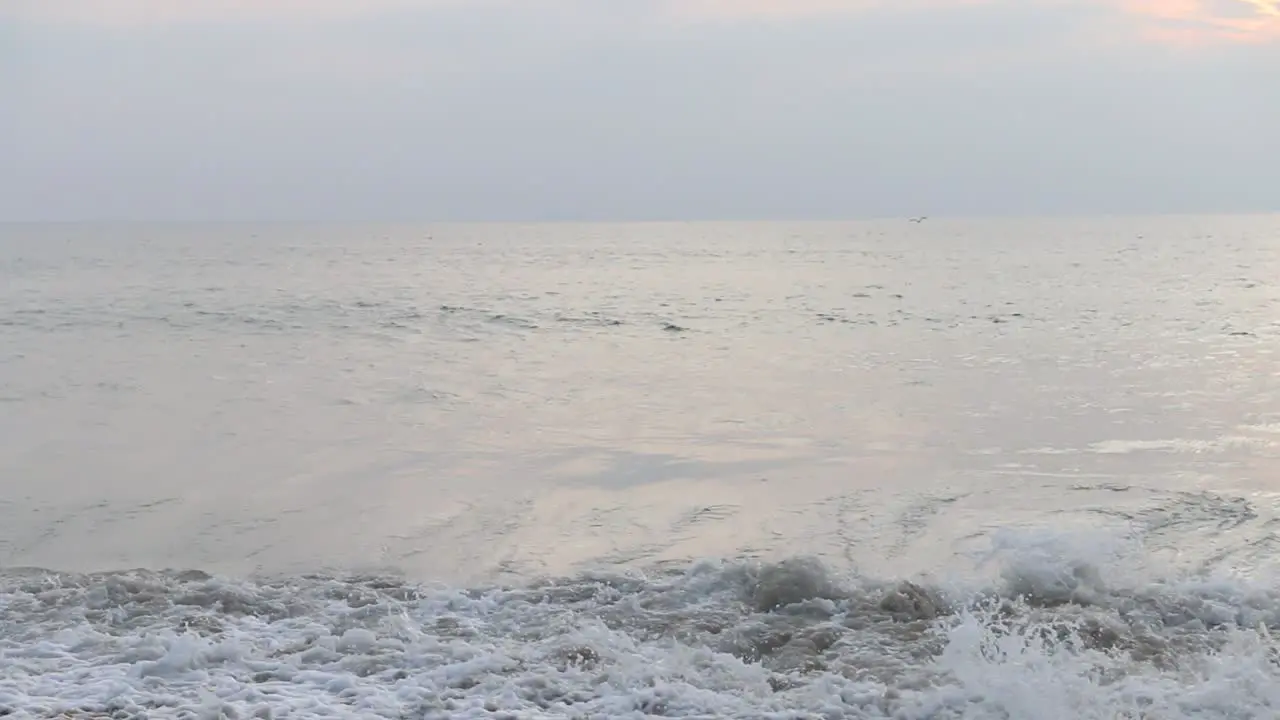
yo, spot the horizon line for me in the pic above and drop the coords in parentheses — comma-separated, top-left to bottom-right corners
(2, 210, 1279, 226)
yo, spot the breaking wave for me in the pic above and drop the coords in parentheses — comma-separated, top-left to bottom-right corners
(4, 530, 1280, 719)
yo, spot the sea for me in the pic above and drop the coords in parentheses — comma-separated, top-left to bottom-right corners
(2, 216, 1280, 718)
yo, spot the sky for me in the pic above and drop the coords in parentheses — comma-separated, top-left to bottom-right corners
(2, 0, 1278, 221)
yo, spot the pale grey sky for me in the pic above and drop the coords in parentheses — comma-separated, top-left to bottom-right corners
(2, 0, 1278, 221)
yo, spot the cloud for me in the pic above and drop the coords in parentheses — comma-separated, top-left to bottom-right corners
(0, 0, 469, 27)
(5, 0, 1278, 43)
(662, 0, 987, 22)
(1119, 0, 1280, 43)
(669, 0, 1280, 42)
(3, 0, 1275, 221)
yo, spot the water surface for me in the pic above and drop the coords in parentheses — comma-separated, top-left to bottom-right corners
(3, 217, 1280, 717)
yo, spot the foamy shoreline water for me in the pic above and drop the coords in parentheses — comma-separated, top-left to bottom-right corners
(4, 539, 1280, 719)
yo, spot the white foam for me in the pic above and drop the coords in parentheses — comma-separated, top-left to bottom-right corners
(4, 538, 1280, 719)
(1021, 435, 1271, 456)
(1090, 436, 1269, 455)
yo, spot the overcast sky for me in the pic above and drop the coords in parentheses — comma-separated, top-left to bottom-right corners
(2, 0, 1278, 221)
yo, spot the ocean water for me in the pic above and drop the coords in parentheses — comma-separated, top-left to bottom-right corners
(2, 217, 1280, 718)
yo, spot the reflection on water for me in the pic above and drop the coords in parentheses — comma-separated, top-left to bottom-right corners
(1, 217, 1280, 582)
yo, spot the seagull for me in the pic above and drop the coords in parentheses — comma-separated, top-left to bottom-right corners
(908, 216, 927, 223)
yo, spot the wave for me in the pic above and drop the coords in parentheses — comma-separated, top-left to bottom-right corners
(4, 531, 1280, 718)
